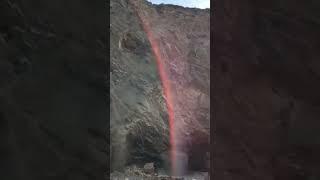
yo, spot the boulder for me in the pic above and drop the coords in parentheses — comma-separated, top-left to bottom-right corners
(143, 162, 155, 174)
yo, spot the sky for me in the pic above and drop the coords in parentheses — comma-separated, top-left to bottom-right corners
(147, 0, 210, 9)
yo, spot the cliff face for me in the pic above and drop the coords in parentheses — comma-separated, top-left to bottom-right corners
(213, 0, 320, 179)
(142, 3, 210, 172)
(110, 0, 210, 173)
(110, 0, 169, 170)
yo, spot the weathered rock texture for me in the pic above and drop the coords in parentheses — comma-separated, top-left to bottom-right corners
(213, 0, 320, 179)
(110, 0, 210, 173)
(110, 0, 169, 170)
(139, 2, 210, 164)
(0, 0, 107, 179)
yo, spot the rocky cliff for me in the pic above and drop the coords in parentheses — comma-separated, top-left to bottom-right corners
(110, 0, 170, 170)
(213, 0, 320, 179)
(110, 0, 210, 176)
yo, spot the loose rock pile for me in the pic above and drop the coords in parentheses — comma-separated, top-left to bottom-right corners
(110, 163, 209, 180)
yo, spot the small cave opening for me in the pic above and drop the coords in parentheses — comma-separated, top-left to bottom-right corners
(125, 128, 168, 169)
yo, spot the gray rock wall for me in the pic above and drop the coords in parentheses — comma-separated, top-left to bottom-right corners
(110, 0, 210, 172)
(110, 0, 169, 170)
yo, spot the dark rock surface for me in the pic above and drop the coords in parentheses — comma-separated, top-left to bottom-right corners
(0, 0, 107, 179)
(213, 0, 320, 179)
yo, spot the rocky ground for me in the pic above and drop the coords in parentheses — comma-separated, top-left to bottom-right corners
(110, 164, 209, 180)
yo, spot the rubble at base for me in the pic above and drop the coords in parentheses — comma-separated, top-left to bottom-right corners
(110, 164, 209, 180)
